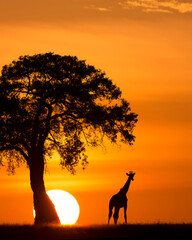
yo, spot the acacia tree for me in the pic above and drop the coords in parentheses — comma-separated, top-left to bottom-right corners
(0, 53, 138, 224)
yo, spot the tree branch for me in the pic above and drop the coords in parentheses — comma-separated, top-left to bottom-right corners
(31, 99, 46, 149)
(39, 103, 53, 146)
(49, 132, 61, 150)
(0, 145, 29, 163)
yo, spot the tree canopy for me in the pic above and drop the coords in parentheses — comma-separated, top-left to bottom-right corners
(0, 53, 138, 174)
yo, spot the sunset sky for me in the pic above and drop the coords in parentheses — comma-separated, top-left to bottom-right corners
(0, 0, 192, 225)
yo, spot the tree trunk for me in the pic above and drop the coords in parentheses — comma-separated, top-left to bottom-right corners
(29, 150, 60, 225)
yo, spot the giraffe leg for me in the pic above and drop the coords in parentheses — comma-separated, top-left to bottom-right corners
(108, 204, 113, 224)
(124, 202, 127, 224)
(113, 207, 119, 224)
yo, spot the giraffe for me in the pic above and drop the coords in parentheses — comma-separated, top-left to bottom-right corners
(108, 171, 135, 224)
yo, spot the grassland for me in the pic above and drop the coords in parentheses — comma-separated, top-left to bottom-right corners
(0, 224, 191, 239)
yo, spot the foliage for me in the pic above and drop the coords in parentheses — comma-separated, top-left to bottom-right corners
(0, 53, 138, 174)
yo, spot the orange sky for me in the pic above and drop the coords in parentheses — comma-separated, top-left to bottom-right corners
(0, 0, 192, 225)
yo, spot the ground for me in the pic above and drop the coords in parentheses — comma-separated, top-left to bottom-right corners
(0, 224, 192, 240)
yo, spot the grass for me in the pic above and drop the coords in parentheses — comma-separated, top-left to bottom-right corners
(0, 224, 192, 239)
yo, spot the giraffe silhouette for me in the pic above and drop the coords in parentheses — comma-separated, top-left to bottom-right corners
(108, 171, 135, 224)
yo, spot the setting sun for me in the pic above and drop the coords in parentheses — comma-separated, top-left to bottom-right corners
(33, 190, 80, 225)
(47, 190, 80, 225)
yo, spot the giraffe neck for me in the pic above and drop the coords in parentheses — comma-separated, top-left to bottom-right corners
(120, 178, 131, 194)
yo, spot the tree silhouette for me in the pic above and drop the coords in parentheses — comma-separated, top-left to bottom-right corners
(0, 53, 138, 224)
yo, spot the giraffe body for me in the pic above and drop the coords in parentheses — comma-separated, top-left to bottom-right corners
(108, 172, 135, 224)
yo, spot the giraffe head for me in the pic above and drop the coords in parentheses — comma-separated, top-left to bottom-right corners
(126, 171, 135, 181)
